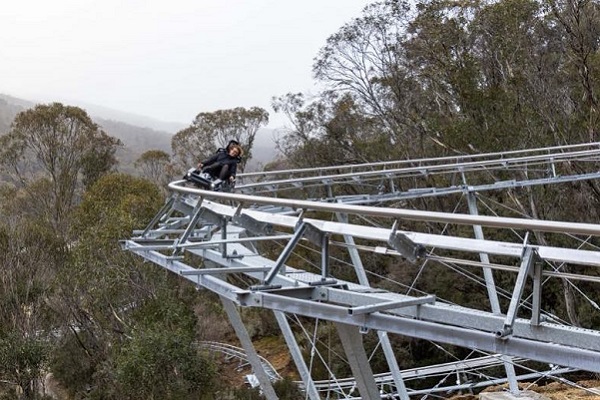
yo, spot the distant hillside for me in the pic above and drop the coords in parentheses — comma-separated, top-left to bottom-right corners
(0, 94, 33, 134)
(95, 118, 173, 174)
(0, 93, 280, 173)
(67, 100, 187, 134)
(0, 94, 174, 174)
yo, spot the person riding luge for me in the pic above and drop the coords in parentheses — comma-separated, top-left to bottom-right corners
(197, 140, 243, 185)
(182, 140, 243, 191)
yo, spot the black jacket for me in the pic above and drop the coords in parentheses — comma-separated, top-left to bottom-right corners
(201, 149, 241, 177)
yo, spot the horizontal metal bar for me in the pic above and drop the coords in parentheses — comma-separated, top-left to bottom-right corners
(180, 267, 272, 275)
(348, 295, 436, 315)
(177, 234, 293, 249)
(127, 235, 294, 251)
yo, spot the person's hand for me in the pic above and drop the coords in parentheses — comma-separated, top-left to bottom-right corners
(197, 162, 203, 169)
(229, 176, 235, 182)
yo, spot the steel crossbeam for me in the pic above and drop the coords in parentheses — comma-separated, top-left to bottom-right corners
(126, 236, 600, 366)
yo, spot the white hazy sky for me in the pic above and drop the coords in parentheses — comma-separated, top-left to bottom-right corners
(1, 0, 373, 128)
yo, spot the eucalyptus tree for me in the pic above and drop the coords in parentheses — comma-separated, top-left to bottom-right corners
(0, 103, 121, 236)
(271, 92, 328, 167)
(51, 173, 213, 398)
(171, 125, 217, 174)
(0, 222, 66, 399)
(313, 0, 422, 156)
(272, 92, 392, 167)
(545, 0, 600, 143)
(404, 0, 545, 152)
(413, 0, 600, 327)
(134, 149, 174, 194)
(114, 295, 217, 399)
(310, 0, 593, 155)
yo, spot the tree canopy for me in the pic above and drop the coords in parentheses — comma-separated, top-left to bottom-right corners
(274, 0, 600, 164)
(0, 103, 122, 235)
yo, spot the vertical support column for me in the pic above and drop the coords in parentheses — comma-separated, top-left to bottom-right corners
(321, 232, 330, 280)
(466, 192, 501, 313)
(221, 217, 227, 257)
(531, 260, 543, 326)
(336, 213, 369, 284)
(220, 296, 278, 400)
(334, 322, 381, 399)
(336, 212, 410, 400)
(466, 191, 519, 395)
(273, 311, 320, 400)
(377, 330, 409, 399)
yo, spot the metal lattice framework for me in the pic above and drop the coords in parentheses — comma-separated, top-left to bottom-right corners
(124, 142, 600, 399)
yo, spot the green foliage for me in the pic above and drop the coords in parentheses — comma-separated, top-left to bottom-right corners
(112, 294, 216, 399)
(130, 290, 199, 334)
(115, 331, 215, 399)
(0, 102, 122, 235)
(134, 149, 172, 186)
(282, 0, 600, 164)
(49, 172, 174, 397)
(48, 171, 223, 398)
(49, 331, 97, 397)
(72, 172, 163, 237)
(64, 173, 164, 324)
(271, 92, 395, 168)
(313, 0, 414, 148)
(81, 131, 123, 188)
(0, 332, 50, 399)
(171, 125, 217, 174)
(0, 221, 65, 399)
(0, 221, 66, 337)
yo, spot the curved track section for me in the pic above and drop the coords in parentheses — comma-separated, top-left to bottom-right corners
(125, 143, 600, 399)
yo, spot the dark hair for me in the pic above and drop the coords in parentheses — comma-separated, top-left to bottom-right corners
(226, 140, 240, 150)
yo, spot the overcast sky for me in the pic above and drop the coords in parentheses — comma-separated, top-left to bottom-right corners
(1, 0, 373, 129)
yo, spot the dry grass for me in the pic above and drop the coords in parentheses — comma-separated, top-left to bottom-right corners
(448, 380, 600, 400)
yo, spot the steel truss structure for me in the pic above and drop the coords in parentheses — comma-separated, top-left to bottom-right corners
(125, 142, 600, 399)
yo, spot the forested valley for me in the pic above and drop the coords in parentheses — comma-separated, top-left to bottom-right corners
(2, 0, 600, 398)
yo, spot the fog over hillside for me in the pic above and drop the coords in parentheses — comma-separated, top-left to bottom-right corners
(63, 100, 187, 134)
(0, 93, 280, 172)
